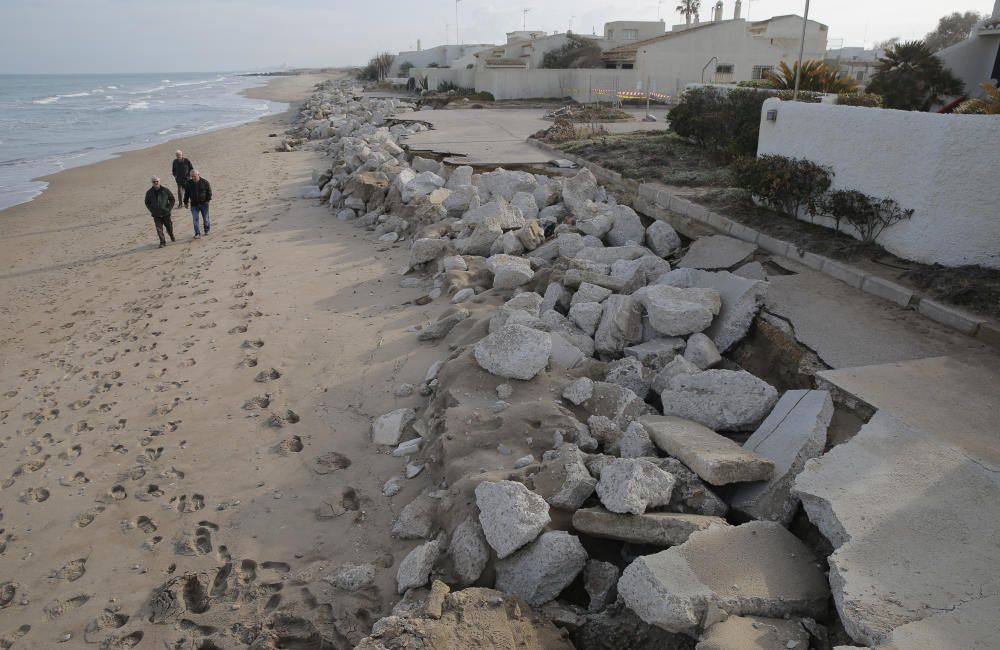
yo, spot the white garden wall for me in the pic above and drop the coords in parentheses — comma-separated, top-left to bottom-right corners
(757, 98, 1000, 269)
(412, 67, 640, 103)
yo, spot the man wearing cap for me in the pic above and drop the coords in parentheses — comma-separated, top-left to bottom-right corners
(144, 176, 176, 248)
(172, 150, 193, 206)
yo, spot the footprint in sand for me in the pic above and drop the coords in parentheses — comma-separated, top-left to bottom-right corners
(240, 355, 259, 369)
(313, 452, 352, 475)
(0, 624, 30, 650)
(58, 472, 90, 487)
(267, 409, 300, 427)
(135, 484, 164, 502)
(74, 506, 106, 528)
(100, 630, 143, 649)
(255, 369, 281, 383)
(175, 521, 217, 556)
(241, 339, 264, 349)
(44, 594, 90, 619)
(59, 444, 82, 461)
(53, 558, 87, 582)
(83, 609, 129, 642)
(229, 325, 248, 334)
(171, 494, 205, 513)
(18, 487, 50, 503)
(276, 436, 304, 454)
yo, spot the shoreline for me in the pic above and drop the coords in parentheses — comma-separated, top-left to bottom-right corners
(0, 73, 311, 215)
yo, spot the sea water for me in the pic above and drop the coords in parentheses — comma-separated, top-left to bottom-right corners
(0, 72, 287, 211)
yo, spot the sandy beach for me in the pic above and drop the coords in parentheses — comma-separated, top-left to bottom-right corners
(0, 73, 447, 648)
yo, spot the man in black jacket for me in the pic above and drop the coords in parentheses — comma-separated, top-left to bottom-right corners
(144, 176, 176, 248)
(172, 150, 193, 205)
(185, 170, 212, 238)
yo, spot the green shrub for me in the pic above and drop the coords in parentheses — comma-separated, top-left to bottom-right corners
(737, 80, 772, 89)
(669, 87, 774, 158)
(837, 93, 884, 107)
(821, 190, 914, 242)
(732, 155, 833, 217)
(540, 34, 604, 69)
(775, 90, 823, 103)
(668, 87, 728, 148)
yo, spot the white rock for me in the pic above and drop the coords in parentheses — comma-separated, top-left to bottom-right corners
(646, 221, 682, 257)
(449, 516, 490, 586)
(495, 531, 588, 607)
(596, 458, 676, 515)
(568, 302, 603, 336)
(660, 369, 779, 431)
(396, 540, 441, 594)
(474, 324, 552, 381)
(372, 408, 416, 446)
(562, 377, 594, 405)
(475, 480, 551, 559)
(683, 333, 722, 370)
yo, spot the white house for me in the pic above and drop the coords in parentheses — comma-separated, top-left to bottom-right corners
(602, 5, 828, 96)
(604, 21, 667, 46)
(938, 1, 1000, 99)
(391, 44, 496, 75)
(826, 47, 884, 86)
(475, 31, 607, 71)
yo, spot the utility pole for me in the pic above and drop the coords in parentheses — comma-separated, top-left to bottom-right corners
(523, 8, 532, 31)
(456, 0, 462, 44)
(792, 0, 811, 101)
(570, 15, 575, 33)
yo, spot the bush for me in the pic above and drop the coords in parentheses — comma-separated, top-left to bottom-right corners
(669, 87, 773, 158)
(775, 90, 823, 103)
(821, 190, 914, 243)
(732, 155, 833, 217)
(837, 93, 884, 107)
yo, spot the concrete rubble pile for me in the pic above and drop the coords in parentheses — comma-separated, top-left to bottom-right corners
(292, 81, 867, 649)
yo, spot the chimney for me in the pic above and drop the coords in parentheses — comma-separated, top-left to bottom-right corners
(714, 1, 724, 22)
(994, 0, 999, 18)
(734, 0, 742, 19)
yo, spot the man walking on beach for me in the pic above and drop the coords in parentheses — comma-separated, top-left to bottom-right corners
(144, 176, 176, 248)
(172, 150, 193, 205)
(185, 170, 212, 238)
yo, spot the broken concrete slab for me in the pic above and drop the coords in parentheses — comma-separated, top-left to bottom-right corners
(618, 521, 828, 635)
(397, 540, 442, 594)
(659, 369, 780, 432)
(697, 616, 811, 650)
(372, 408, 417, 446)
(572, 282, 613, 306)
(678, 235, 757, 271)
(625, 338, 686, 371)
(594, 294, 643, 356)
(475, 480, 551, 559)
(584, 560, 620, 613)
(595, 458, 676, 515)
(792, 411, 1000, 646)
(532, 444, 598, 511)
(495, 531, 589, 607)
(562, 377, 594, 406)
(683, 333, 721, 370)
(641, 415, 775, 486)
(635, 285, 722, 337)
(730, 390, 832, 525)
(873, 594, 1000, 650)
(572, 507, 728, 547)
(449, 515, 491, 586)
(487, 254, 535, 290)
(646, 220, 682, 258)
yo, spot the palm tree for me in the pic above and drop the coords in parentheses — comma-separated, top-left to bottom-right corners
(766, 60, 860, 93)
(676, 0, 701, 26)
(867, 40, 964, 111)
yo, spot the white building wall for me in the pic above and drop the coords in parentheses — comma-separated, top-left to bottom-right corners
(938, 34, 1000, 98)
(605, 21, 667, 45)
(751, 16, 827, 61)
(413, 67, 640, 102)
(757, 98, 1000, 269)
(633, 21, 789, 97)
(392, 45, 494, 75)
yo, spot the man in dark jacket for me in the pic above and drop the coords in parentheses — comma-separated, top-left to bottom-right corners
(144, 176, 176, 248)
(185, 170, 212, 238)
(172, 150, 193, 205)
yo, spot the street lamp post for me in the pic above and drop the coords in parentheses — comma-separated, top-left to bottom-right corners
(792, 0, 811, 101)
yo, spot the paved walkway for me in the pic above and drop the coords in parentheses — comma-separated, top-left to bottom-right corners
(392, 108, 667, 166)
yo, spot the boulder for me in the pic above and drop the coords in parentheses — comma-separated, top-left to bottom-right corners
(562, 169, 599, 216)
(410, 237, 451, 266)
(417, 309, 470, 342)
(549, 332, 587, 369)
(445, 165, 473, 190)
(641, 415, 775, 486)
(487, 254, 534, 290)
(730, 390, 832, 525)
(397, 540, 442, 594)
(575, 245, 650, 266)
(475, 480, 551, 559)
(495, 531, 588, 607)
(583, 381, 655, 430)
(646, 221, 682, 258)
(411, 156, 442, 174)
(624, 338, 686, 371)
(659, 369, 780, 432)
(512, 191, 540, 221)
(568, 302, 603, 336)
(618, 521, 828, 635)
(515, 220, 546, 251)
(540, 282, 571, 314)
(610, 256, 672, 289)
(402, 171, 445, 203)
(443, 184, 481, 218)
(683, 333, 722, 370)
(650, 355, 701, 394)
(678, 235, 757, 270)
(594, 295, 643, 356)
(646, 457, 730, 517)
(557, 232, 587, 258)
(584, 561, 620, 613)
(532, 444, 598, 511)
(572, 507, 728, 547)
(562, 377, 594, 406)
(607, 205, 647, 247)
(635, 285, 721, 337)
(392, 494, 438, 540)
(456, 217, 503, 256)
(595, 458, 676, 515)
(325, 563, 377, 592)
(449, 516, 491, 586)
(465, 198, 525, 230)
(604, 357, 651, 399)
(576, 203, 616, 238)
(372, 408, 416, 446)
(563, 269, 627, 294)
(479, 169, 537, 201)
(619, 421, 657, 458)
(658, 269, 767, 353)
(474, 324, 552, 381)
(571, 282, 613, 305)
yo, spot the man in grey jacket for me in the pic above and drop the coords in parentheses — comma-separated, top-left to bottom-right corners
(144, 176, 176, 248)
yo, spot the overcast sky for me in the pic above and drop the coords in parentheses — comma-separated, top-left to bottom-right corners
(0, 0, 995, 73)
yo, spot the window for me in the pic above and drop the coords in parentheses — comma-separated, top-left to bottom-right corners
(716, 64, 734, 75)
(856, 71, 864, 81)
(623, 29, 639, 40)
(752, 65, 774, 80)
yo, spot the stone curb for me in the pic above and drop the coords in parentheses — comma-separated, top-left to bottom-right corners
(524, 139, 998, 349)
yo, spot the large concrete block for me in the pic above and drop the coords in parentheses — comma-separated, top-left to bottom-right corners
(618, 521, 828, 635)
(792, 411, 1000, 646)
(658, 369, 780, 432)
(641, 415, 775, 486)
(572, 507, 728, 547)
(678, 235, 757, 271)
(730, 390, 833, 525)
